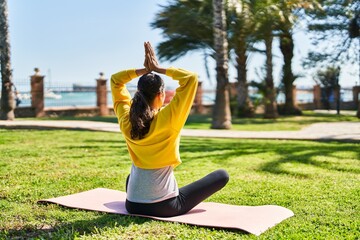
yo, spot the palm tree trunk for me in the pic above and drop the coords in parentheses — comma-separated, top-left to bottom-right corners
(211, 0, 231, 129)
(0, 0, 15, 120)
(264, 34, 278, 119)
(280, 30, 301, 115)
(235, 40, 254, 117)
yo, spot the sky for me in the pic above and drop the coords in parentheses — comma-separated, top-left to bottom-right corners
(7, 0, 359, 91)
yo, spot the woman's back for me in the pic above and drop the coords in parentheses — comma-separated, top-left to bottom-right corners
(112, 67, 198, 170)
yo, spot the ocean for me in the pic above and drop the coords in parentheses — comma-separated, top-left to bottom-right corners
(16, 89, 354, 108)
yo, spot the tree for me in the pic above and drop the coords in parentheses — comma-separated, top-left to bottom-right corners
(276, 0, 321, 115)
(254, 0, 279, 119)
(304, 0, 359, 77)
(151, 0, 253, 120)
(151, 0, 231, 128)
(279, 26, 301, 115)
(0, 0, 15, 120)
(227, 0, 256, 117)
(263, 28, 278, 119)
(304, 0, 359, 116)
(151, 0, 214, 63)
(212, 0, 232, 129)
(314, 66, 340, 112)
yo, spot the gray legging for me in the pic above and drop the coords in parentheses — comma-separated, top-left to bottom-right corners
(125, 169, 229, 217)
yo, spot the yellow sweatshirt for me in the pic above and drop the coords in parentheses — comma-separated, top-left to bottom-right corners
(111, 67, 198, 169)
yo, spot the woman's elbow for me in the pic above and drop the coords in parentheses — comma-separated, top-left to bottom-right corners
(189, 72, 199, 84)
(110, 75, 117, 86)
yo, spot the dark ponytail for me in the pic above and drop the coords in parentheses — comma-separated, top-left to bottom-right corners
(130, 73, 164, 139)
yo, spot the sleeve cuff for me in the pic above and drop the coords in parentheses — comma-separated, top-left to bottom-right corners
(128, 69, 138, 79)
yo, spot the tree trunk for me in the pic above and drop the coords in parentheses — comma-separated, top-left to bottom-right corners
(263, 34, 278, 119)
(211, 0, 231, 129)
(235, 38, 254, 117)
(0, 0, 15, 120)
(279, 30, 301, 115)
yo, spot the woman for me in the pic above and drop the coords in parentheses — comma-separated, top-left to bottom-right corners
(111, 42, 229, 217)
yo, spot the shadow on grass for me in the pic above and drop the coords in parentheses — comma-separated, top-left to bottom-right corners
(258, 143, 360, 177)
(3, 213, 150, 239)
(180, 138, 267, 167)
(180, 138, 360, 178)
(185, 112, 358, 128)
(57, 138, 128, 159)
(185, 114, 278, 127)
(3, 210, 247, 239)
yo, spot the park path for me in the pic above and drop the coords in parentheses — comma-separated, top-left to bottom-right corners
(0, 120, 359, 142)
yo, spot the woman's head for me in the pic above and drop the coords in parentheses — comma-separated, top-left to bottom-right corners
(137, 73, 165, 105)
(130, 73, 165, 139)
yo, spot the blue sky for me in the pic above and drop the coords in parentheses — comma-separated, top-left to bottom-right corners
(8, 0, 358, 90)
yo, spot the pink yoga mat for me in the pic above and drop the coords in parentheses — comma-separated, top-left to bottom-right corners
(39, 188, 294, 236)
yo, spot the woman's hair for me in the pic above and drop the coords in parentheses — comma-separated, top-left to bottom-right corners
(130, 73, 164, 139)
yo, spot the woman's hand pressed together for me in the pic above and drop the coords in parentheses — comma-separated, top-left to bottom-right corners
(144, 42, 166, 74)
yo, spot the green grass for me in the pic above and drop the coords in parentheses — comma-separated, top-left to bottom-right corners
(22, 110, 359, 131)
(184, 111, 359, 131)
(0, 129, 359, 239)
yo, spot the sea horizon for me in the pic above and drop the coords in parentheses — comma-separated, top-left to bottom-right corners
(13, 89, 355, 109)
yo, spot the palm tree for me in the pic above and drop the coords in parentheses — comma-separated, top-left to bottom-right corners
(304, 0, 359, 76)
(0, 0, 15, 120)
(227, 0, 256, 117)
(212, 0, 232, 129)
(278, 4, 301, 115)
(151, 0, 213, 62)
(151, 0, 231, 128)
(303, 0, 359, 117)
(247, 0, 320, 118)
(278, 28, 300, 115)
(151, 0, 253, 121)
(277, 0, 321, 115)
(254, 0, 279, 119)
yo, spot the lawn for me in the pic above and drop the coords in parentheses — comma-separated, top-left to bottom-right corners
(0, 129, 359, 239)
(25, 110, 359, 131)
(185, 111, 359, 130)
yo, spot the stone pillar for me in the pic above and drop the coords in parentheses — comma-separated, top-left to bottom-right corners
(313, 85, 321, 109)
(194, 81, 203, 114)
(96, 72, 108, 116)
(353, 86, 360, 118)
(353, 86, 360, 108)
(30, 68, 45, 117)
